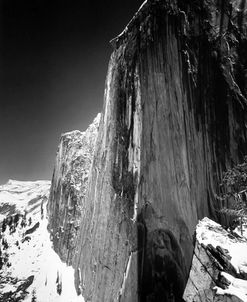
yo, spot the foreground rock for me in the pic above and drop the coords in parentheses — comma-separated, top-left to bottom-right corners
(183, 217, 247, 302)
(48, 114, 100, 265)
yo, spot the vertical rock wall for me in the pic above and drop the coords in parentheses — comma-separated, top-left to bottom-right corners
(48, 114, 100, 265)
(49, 0, 247, 301)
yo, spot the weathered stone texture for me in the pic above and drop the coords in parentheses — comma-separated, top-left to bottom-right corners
(47, 114, 100, 264)
(49, 0, 247, 301)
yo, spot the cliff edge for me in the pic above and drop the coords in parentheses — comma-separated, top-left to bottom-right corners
(48, 114, 100, 265)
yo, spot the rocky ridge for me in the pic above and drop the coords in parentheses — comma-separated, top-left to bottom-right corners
(48, 114, 100, 265)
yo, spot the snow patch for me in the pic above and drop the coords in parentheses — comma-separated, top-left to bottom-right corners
(196, 217, 247, 301)
(197, 217, 247, 275)
(214, 272, 247, 302)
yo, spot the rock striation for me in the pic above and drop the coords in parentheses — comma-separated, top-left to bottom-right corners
(48, 0, 247, 301)
(183, 217, 247, 302)
(47, 114, 100, 265)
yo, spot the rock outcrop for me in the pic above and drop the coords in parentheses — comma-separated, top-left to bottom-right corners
(183, 217, 247, 302)
(47, 114, 100, 264)
(48, 0, 247, 301)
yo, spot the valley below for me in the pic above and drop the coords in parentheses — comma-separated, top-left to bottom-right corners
(0, 180, 83, 302)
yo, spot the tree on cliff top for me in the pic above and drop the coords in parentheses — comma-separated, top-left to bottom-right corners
(219, 156, 247, 235)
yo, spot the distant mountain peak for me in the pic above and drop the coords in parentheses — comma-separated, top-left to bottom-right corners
(0, 179, 81, 302)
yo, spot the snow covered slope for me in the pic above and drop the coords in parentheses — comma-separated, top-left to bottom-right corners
(183, 217, 247, 302)
(0, 180, 83, 302)
(0, 180, 50, 221)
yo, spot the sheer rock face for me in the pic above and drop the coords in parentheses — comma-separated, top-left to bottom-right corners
(71, 0, 247, 301)
(47, 114, 100, 265)
(73, 1, 247, 301)
(50, 0, 247, 301)
(183, 218, 247, 302)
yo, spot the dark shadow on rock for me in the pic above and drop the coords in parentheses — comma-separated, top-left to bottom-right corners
(25, 222, 40, 236)
(137, 207, 186, 302)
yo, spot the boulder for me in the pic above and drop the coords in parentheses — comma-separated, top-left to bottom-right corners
(184, 217, 247, 302)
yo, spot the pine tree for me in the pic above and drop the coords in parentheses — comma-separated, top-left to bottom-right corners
(0, 247, 3, 269)
(2, 219, 6, 232)
(219, 156, 247, 235)
(31, 289, 37, 302)
(41, 201, 44, 219)
(14, 213, 19, 226)
(56, 271, 62, 295)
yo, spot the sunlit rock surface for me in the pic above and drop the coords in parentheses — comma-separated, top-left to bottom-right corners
(183, 218, 247, 302)
(49, 0, 247, 301)
(47, 114, 100, 265)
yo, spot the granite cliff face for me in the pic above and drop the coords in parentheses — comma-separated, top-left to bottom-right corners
(47, 114, 100, 265)
(48, 0, 247, 301)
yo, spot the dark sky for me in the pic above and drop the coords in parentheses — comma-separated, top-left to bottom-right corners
(0, 0, 144, 184)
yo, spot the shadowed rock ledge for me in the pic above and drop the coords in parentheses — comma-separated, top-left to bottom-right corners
(48, 0, 247, 301)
